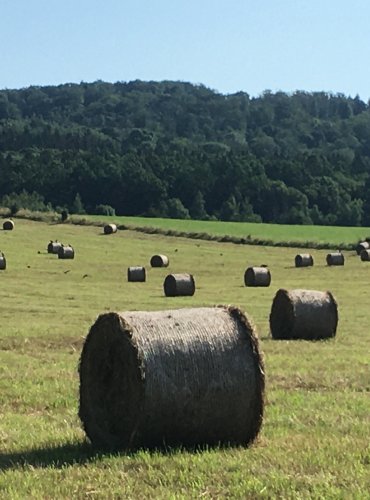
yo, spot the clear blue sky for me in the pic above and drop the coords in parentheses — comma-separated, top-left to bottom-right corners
(1, 0, 370, 101)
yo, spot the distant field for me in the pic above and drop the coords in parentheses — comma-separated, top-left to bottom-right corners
(86, 214, 370, 246)
(0, 219, 369, 498)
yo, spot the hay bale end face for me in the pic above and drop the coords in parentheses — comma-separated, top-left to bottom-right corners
(360, 249, 370, 261)
(127, 266, 146, 282)
(3, 219, 14, 231)
(58, 245, 75, 259)
(244, 267, 271, 287)
(164, 273, 195, 296)
(150, 254, 169, 267)
(356, 241, 369, 255)
(270, 288, 338, 340)
(79, 306, 265, 450)
(0, 252, 6, 270)
(47, 240, 62, 254)
(295, 254, 314, 267)
(326, 252, 344, 266)
(104, 224, 117, 235)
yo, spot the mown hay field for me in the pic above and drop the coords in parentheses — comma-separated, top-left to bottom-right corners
(0, 219, 369, 498)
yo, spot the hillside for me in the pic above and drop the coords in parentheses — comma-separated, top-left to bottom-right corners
(1, 81, 370, 225)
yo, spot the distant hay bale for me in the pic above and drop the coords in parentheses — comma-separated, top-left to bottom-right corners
(295, 253, 314, 267)
(58, 244, 75, 259)
(104, 224, 117, 235)
(270, 288, 338, 340)
(150, 254, 169, 267)
(0, 252, 6, 270)
(356, 241, 369, 255)
(244, 267, 271, 287)
(326, 252, 344, 266)
(78, 306, 265, 450)
(127, 266, 146, 282)
(164, 273, 195, 296)
(3, 219, 14, 231)
(360, 249, 370, 261)
(47, 240, 62, 254)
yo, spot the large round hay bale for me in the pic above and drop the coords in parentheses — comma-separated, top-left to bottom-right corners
(295, 253, 314, 267)
(79, 306, 265, 450)
(356, 241, 369, 255)
(270, 288, 338, 340)
(164, 273, 195, 296)
(326, 252, 344, 266)
(104, 224, 117, 235)
(0, 252, 6, 270)
(244, 267, 271, 287)
(360, 249, 370, 261)
(150, 254, 169, 267)
(47, 240, 62, 254)
(127, 266, 146, 282)
(3, 219, 14, 231)
(58, 245, 75, 259)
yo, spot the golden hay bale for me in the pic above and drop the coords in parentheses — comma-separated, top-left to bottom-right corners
(360, 249, 370, 261)
(326, 252, 344, 266)
(164, 273, 195, 296)
(244, 267, 271, 287)
(356, 241, 369, 255)
(270, 288, 338, 340)
(295, 253, 314, 267)
(0, 252, 6, 270)
(3, 219, 14, 231)
(58, 244, 75, 259)
(78, 306, 265, 450)
(47, 240, 62, 254)
(127, 266, 146, 282)
(150, 254, 169, 267)
(104, 223, 117, 235)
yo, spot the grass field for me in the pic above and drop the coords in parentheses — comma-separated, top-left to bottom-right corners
(0, 219, 369, 498)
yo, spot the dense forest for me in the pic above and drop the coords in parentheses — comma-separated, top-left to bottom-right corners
(1, 80, 370, 225)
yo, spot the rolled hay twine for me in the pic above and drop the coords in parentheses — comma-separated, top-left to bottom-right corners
(127, 266, 146, 282)
(47, 240, 62, 254)
(270, 288, 338, 340)
(0, 251, 6, 270)
(356, 241, 369, 255)
(326, 252, 344, 266)
(58, 245, 75, 259)
(150, 254, 169, 267)
(244, 267, 271, 287)
(3, 219, 14, 230)
(360, 249, 370, 262)
(164, 273, 195, 296)
(295, 254, 314, 267)
(79, 306, 265, 450)
(104, 224, 117, 235)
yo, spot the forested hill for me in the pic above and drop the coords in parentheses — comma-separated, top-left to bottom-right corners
(1, 80, 370, 226)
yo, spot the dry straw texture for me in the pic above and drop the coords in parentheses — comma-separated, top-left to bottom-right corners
(270, 288, 338, 340)
(295, 253, 314, 267)
(127, 266, 146, 282)
(47, 240, 62, 254)
(79, 306, 265, 450)
(104, 224, 117, 235)
(58, 245, 75, 259)
(3, 219, 14, 230)
(164, 273, 195, 296)
(244, 267, 271, 287)
(356, 241, 369, 255)
(326, 252, 344, 266)
(150, 254, 169, 267)
(0, 252, 6, 270)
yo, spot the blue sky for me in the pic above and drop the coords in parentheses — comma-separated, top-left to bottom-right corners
(1, 0, 370, 100)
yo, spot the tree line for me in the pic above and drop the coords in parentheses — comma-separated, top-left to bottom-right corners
(1, 80, 370, 225)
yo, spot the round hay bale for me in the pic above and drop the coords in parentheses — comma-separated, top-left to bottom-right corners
(295, 253, 314, 267)
(270, 288, 338, 340)
(0, 252, 6, 270)
(150, 254, 169, 267)
(244, 267, 271, 287)
(104, 224, 117, 235)
(58, 245, 75, 259)
(356, 241, 369, 255)
(164, 273, 195, 296)
(360, 249, 370, 261)
(326, 252, 344, 266)
(78, 306, 265, 450)
(47, 240, 62, 254)
(3, 219, 14, 231)
(127, 266, 146, 282)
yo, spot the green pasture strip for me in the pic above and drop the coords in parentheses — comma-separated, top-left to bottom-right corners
(0, 219, 369, 498)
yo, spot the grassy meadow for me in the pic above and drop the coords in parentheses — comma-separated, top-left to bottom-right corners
(0, 218, 369, 498)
